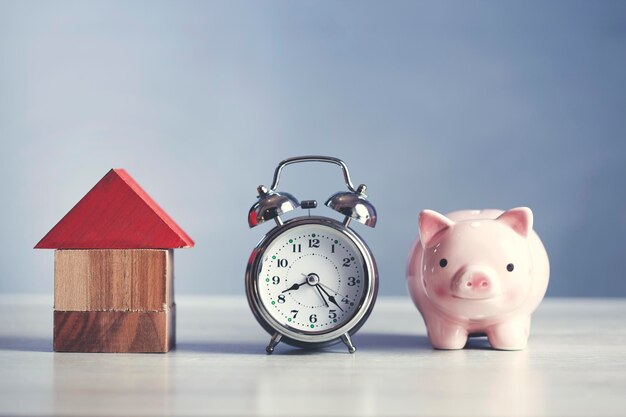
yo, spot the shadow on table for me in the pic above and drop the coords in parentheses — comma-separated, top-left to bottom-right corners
(269, 333, 433, 355)
(176, 333, 432, 355)
(0, 334, 490, 354)
(0, 336, 52, 352)
(359, 333, 508, 351)
(175, 341, 262, 355)
(463, 336, 495, 350)
(176, 342, 333, 355)
(356, 332, 431, 350)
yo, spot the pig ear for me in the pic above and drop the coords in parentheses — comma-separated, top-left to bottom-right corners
(496, 207, 533, 237)
(419, 210, 455, 248)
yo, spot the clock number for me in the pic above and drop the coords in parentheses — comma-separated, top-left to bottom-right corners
(341, 297, 350, 304)
(342, 258, 351, 267)
(277, 295, 286, 303)
(272, 276, 280, 285)
(292, 244, 301, 253)
(331, 244, 335, 253)
(277, 259, 288, 268)
(309, 238, 320, 248)
(347, 276, 357, 286)
(290, 310, 298, 319)
(309, 314, 317, 323)
(328, 310, 337, 319)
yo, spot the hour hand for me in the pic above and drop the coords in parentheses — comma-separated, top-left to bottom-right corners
(282, 280, 306, 293)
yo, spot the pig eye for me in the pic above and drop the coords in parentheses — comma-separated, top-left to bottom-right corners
(439, 258, 448, 268)
(507, 263, 514, 272)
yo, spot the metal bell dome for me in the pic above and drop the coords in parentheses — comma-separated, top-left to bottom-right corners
(248, 186, 299, 228)
(326, 185, 377, 227)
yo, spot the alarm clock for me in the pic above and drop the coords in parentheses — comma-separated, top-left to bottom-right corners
(245, 156, 378, 354)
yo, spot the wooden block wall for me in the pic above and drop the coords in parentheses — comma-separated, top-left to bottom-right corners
(54, 307, 175, 352)
(53, 249, 175, 353)
(54, 249, 173, 311)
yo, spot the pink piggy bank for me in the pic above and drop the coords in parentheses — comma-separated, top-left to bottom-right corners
(407, 207, 549, 350)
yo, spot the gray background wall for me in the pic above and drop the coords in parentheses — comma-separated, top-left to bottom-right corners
(1, 1, 625, 297)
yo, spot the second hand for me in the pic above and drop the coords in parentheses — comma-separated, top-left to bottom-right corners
(318, 282, 348, 300)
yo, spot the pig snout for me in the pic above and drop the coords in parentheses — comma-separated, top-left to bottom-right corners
(452, 268, 501, 300)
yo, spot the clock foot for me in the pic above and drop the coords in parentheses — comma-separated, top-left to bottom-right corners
(341, 333, 356, 353)
(266, 332, 282, 354)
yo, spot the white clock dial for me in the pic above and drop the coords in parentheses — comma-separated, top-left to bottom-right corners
(257, 223, 366, 333)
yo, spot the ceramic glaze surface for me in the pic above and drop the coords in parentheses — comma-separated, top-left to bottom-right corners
(407, 208, 549, 350)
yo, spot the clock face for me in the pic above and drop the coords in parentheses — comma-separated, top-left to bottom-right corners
(255, 223, 368, 335)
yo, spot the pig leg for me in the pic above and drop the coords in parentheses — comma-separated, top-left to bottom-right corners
(425, 318, 468, 350)
(486, 317, 530, 350)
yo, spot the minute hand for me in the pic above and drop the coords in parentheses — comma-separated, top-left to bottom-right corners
(316, 285, 344, 312)
(315, 286, 329, 307)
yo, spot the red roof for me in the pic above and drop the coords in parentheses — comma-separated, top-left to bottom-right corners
(35, 169, 194, 249)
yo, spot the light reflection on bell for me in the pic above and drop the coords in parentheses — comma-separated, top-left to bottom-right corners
(325, 188, 377, 227)
(248, 186, 300, 228)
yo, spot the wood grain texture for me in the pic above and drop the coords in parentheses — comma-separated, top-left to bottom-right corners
(35, 168, 194, 249)
(54, 249, 173, 311)
(53, 307, 175, 352)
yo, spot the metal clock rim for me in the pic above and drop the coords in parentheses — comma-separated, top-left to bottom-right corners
(245, 216, 378, 347)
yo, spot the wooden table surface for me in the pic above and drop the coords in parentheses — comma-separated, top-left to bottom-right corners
(0, 295, 625, 417)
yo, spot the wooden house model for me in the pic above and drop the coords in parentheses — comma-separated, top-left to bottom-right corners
(35, 169, 194, 352)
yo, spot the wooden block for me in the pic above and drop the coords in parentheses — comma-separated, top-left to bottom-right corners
(54, 249, 173, 311)
(53, 307, 175, 353)
(35, 168, 194, 249)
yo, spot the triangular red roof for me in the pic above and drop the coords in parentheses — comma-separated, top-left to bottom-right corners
(35, 169, 194, 249)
